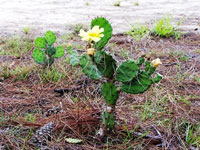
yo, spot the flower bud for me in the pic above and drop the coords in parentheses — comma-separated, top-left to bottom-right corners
(151, 58, 162, 68)
(86, 48, 95, 56)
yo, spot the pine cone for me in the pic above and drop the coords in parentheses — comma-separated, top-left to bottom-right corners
(31, 122, 54, 148)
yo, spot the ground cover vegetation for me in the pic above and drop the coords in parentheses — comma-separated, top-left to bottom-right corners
(0, 16, 199, 150)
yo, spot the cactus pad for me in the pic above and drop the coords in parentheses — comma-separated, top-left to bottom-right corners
(33, 49, 46, 64)
(101, 82, 118, 105)
(121, 71, 152, 94)
(152, 73, 163, 83)
(69, 50, 80, 66)
(137, 57, 145, 65)
(44, 31, 56, 46)
(54, 46, 64, 58)
(91, 17, 112, 50)
(35, 37, 47, 49)
(80, 54, 102, 80)
(95, 51, 116, 79)
(116, 60, 139, 82)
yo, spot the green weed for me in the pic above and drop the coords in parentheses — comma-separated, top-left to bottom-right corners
(134, 2, 139, 6)
(114, 1, 120, 6)
(154, 16, 181, 39)
(39, 66, 66, 83)
(22, 27, 31, 35)
(13, 64, 35, 80)
(125, 24, 150, 40)
(1, 37, 34, 57)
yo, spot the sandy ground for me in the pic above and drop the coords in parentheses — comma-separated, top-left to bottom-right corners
(0, 0, 200, 36)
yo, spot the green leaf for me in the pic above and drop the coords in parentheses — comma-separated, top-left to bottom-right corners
(116, 60, 139, 82)
(44, 30, 56, 46)
(121, 71, 152, 94)
(95, 51, 116, 79)
(101, 82, 118, 105)
(65, 138, 82, 144)
(69, 50, 80, 66)
(91, 17, 112, 50)
(34, 37, 47, 48)
(32, 49, 46, 64)
(80, 54, 102, 80)
(54, 46, 64, 58)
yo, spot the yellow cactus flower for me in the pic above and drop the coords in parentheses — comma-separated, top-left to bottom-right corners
(88, 26, 104, 42)
(79, 29, 90, 41)
(79, 25, 104, 42)
(151, 58, 162, 68)
(87, 48, 95, 55)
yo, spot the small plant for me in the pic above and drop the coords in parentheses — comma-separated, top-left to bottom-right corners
(22, 27, 31, 35)
(154, 16, 181, 39)
(134, 2, 139, 6)
(32, 31, 64, 68)
(39, 66, 66, 83)
(25, 113, 36, 123)
(114, 1, 121, 6)
(125, 24, 150, 40)
(69, 17, 163, 137)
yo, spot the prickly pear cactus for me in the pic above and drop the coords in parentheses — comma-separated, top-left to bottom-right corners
(32, 31, 64, 67)
(44, 31, 56, 46)
(33, 49, 46, 64)
(75, 17, 163, 135)
(116, 60, 139, 82)
(121, 71, 152, 94)
(101, 82, 118, 105)
(91, 17, 112, 50)
(80, 54, 102, 80)
(95, 51, 116, 79)
(35, 37, 47, 49)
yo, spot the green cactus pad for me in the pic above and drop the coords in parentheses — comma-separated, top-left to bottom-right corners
(116, 60, 139, 82)
(101, 82, 118, 105)
(91, 17, 112, 50)
(145, 61, 156, 75)
(102, 111, 115, 129)
(95, 51, 116, 79)
(44, 31, 56, 46)
(33, 49, 46, 64)
(94, 50, 103, 64)
(152, 73, 163, 83)
(80, 54, 102, 80)
(34, 37, 47, 49)
(121, 71, 152, 94)
(54, 46, 64, 58)
(69, 50, 80, 66)
(137, 57, 145, 65)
